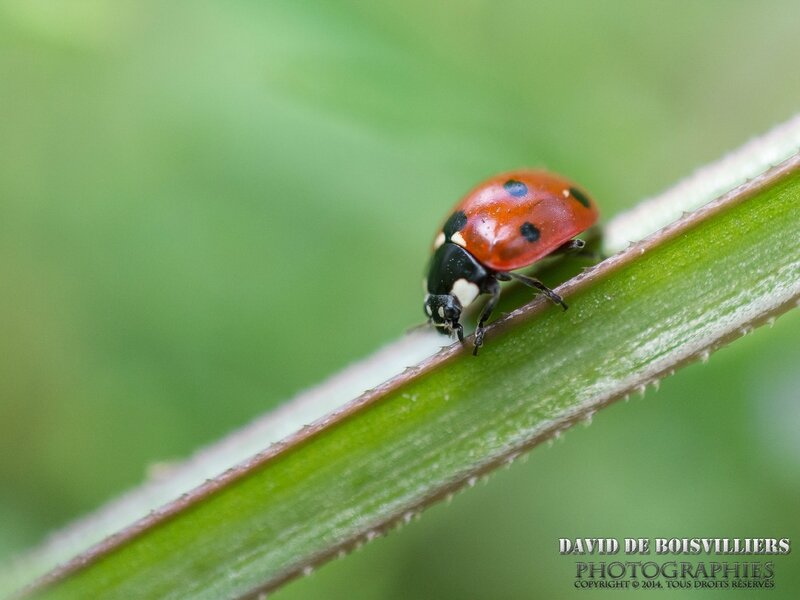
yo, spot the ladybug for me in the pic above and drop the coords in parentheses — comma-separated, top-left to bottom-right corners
(424, 170, 599, 355)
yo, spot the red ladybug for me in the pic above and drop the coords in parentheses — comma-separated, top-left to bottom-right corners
(424, 170, 599, 355)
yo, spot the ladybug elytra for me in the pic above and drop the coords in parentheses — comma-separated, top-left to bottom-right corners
(424, 170, 599, 355)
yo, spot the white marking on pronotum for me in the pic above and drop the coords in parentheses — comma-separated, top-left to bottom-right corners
(450, 231, 467, 247)
(451, 278, 479, 308)
(433, 231, 445, 249)
(424, 298, 433, 317)
(437, 306, 445, 318)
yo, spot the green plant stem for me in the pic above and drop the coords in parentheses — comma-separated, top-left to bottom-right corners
(8, 150, 799, 600)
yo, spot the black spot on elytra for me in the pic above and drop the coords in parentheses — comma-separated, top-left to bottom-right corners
(568, 187, 592, 208)
(503, 179, 528, 198)
(443, 210, 468, 238)
(520, 222, 540, 242)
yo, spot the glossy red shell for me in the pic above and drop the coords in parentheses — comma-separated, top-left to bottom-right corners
(436, 170, 599, 272)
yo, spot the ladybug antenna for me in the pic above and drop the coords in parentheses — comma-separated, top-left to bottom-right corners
(405, 320, 432, 334)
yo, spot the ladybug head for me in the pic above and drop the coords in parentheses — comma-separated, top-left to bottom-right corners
(424, 293, 462, 335)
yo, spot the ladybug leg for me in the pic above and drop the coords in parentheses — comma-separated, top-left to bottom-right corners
(506, 272, 568, 311)
(553, 239, 585, 254)
(453, 321, 465, 343)
(473, 280, 501, 356)
(554, 238, 601, 260)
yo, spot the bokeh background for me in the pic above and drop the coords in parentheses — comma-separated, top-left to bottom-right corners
(1, 1, 799, 598)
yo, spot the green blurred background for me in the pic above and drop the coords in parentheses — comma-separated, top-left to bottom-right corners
(1, 0, 799, 598)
